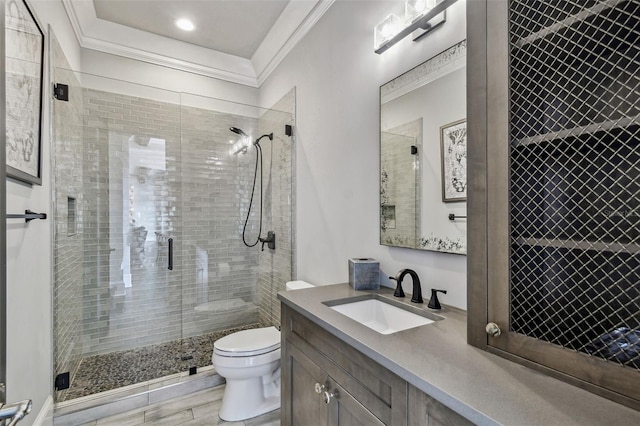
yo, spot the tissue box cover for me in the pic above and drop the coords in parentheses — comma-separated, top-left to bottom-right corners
(349, 258, 380, 290)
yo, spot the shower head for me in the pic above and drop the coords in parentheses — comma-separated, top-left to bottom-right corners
(230, 127, 247, 137)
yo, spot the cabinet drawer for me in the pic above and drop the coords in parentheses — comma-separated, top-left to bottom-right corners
(282, 304, 407, 425)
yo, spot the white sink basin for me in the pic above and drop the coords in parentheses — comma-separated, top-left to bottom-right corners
(329, 298, 435, 335)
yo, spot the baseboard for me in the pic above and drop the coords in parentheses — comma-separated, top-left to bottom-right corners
(33, 395, 54, 426)
(53, 368, 223, 426)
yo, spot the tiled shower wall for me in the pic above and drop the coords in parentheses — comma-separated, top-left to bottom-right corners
(380, 119, 421, 247)
(257, 89, 295, 328)
(179, 102, 260, 339)
(80, 88, 184, 355)
(53, 74, 294, 374)
(51, 34, 84, 401)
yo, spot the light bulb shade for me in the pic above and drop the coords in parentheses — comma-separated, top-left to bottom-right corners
(405, 0, 437, 23)
(374, 14, 403, 50)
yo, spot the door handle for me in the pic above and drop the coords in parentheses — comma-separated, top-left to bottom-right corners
(486, 322, 501, 337)
(168, 238, 173, 270)
(0, 399, 32, 425)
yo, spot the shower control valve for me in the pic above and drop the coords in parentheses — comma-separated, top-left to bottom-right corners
(259, 231, 276, 251)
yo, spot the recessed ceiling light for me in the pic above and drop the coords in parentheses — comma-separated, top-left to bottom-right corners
(176, 18, 195, 31)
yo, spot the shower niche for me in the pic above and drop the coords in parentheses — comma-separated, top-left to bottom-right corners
(51, 63, 295, 401)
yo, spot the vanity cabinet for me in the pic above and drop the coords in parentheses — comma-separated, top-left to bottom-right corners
(467, 0, 640, 409)
(287, 343, 384, 425)
(281, 303, 472, 425)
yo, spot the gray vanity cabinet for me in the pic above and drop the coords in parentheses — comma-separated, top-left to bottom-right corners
(281, 304, 405, 425)
(287, 343, 384, 425)
(281, 303, 471, 425)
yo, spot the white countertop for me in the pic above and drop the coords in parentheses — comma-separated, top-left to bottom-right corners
(278, 284, 640, 425)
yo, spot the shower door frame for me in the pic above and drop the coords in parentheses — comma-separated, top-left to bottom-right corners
(0, 0, 7, 407)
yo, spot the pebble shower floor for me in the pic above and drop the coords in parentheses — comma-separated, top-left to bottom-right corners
(58, 324, 260, 401)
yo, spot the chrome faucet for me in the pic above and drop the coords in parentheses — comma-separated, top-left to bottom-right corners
(389, 269, 423, 303)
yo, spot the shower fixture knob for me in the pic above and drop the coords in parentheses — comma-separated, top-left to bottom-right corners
(259, 231, 276, 251)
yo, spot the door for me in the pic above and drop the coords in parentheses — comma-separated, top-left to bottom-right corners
(286, 343, 385, 426)
(50, 67, 184, 400)
(287, 343, 329, 425)
(2, 0, 34, 421)
(327, 378, 384, 426)
(485, 0, 640, 407)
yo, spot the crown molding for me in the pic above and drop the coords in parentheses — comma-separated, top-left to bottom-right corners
(253, 0, 335, 87)
(62, 0, 334, 88)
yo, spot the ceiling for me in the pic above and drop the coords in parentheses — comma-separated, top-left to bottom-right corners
(93, 0, 290, 59)
(64, 0, 333, 87)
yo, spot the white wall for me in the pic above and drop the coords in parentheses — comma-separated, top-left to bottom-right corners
(6, 1, 81, 424)
(260, 0, 468, 309)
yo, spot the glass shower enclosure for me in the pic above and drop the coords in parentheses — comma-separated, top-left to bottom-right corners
(51, 68, 294, 401)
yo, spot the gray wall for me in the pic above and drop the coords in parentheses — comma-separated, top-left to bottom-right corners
(5, 2, 81, 423)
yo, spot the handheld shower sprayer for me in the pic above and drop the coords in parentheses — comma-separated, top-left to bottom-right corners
(230, 126, 276, 250)
(229, 126, 247, 137)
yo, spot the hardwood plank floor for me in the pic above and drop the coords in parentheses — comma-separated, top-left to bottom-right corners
(78, 385, 280, 426)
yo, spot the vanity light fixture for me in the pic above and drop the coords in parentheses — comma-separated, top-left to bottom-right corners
(374, 0, 457, 54)
(374, 14, 404, 51)
(176, 18, 195, 31)
(406, 0, 438, 22)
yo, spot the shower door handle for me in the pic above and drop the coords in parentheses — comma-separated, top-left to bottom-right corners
(168, 238, 173, 270)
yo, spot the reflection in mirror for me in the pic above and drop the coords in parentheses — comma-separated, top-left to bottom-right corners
(380, 40, 466, 254)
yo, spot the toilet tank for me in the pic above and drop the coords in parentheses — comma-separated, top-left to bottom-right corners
(285, 280, 314, 291)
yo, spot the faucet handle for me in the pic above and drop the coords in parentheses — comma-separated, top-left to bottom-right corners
(427, 289, 447, 310)
(389, 276, 405, 298)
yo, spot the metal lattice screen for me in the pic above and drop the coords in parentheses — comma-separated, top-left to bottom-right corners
(508, 0, 640, 370)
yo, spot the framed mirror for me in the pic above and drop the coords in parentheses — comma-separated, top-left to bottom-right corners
(380, 40, 466, 254)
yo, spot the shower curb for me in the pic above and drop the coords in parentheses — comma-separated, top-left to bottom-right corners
(53, 367, 224, 425)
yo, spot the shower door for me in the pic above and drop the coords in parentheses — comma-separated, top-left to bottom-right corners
(51, 67, 185, 400)
(51, 63, 295, 400)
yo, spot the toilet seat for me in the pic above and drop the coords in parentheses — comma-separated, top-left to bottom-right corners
(214, 326, 280, 357)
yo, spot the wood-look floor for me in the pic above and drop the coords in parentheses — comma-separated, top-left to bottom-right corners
(78, 385, 280, 426)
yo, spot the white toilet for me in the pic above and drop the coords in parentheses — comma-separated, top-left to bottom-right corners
(212, 280, 315, 421)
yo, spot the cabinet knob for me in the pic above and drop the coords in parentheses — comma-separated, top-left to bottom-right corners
(314, 383, 326, 394)
(486, 322, 501, 337)
(323, 390, 337, 404)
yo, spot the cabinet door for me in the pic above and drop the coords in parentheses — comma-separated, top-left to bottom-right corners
(327, 378, 384, 426)
(286, 343, 329, 425)
(284, 341, 385, 426)
(408, 384, 473, 426)
(482, 0, 640, 407)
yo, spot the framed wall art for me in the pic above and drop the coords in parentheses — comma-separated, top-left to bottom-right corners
(440, 119, 467, 202)
(5, 0, 45, 185)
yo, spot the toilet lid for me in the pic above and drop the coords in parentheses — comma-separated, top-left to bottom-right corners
(214, 326, 280, 357)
